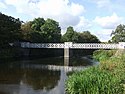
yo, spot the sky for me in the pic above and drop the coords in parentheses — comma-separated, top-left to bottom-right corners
(0, 0, 125, 42)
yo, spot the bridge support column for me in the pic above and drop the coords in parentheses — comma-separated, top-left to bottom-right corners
(64, 42, 72, 65)
(64, 42, 72, 58)
(64, 48, 69, 58)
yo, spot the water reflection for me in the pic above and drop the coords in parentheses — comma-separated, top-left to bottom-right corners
(0, 57, 94, 94)
(0, 67, 61, 94)
(64, 57, 69, 66)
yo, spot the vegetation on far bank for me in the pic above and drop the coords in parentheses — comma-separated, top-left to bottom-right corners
(66, 50, 125, 94)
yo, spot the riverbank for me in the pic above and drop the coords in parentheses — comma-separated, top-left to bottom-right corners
(66, 50, 125, 94)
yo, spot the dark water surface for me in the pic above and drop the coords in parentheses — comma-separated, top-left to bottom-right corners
(0, 57, 95, 94)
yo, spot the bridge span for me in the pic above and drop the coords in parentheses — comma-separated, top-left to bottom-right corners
(19, 42, 125, 58)
(20, 42, 120, 49)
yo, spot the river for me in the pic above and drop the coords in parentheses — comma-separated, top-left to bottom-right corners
(0, 57, 96, 94)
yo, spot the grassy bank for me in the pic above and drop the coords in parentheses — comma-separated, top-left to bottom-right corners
(66, 50, 125, 94)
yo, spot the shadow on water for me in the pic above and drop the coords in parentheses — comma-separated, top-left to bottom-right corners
(0, 57, 98, 94)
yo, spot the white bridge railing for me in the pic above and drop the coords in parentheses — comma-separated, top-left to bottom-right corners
(21, 42, 65, 48)
(17, 42, 125, 58)
(72, 43, 118, 49)
(20, 42, 124, 49)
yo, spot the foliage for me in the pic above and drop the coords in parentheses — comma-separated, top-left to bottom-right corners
(93, 50, 116, 61)
(61, 26, 79, 42)
(66, 67, 124, 94)
(62, 29, 100, 43)
(31, 17, 45, 31)
(110, 24, 125, 43)
(21, 21, 33, 41)
(40, 18, 61, 42)
(66, 50, 125, 94)
(0, 12, 22, 46)
(21, 18, 61, 42)
(78, 31, 100, 43)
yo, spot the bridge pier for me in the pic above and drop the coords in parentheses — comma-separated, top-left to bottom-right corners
(64, 48, 69, 58)
(64, 42, 72, 58)
(64, 42, 72, 65)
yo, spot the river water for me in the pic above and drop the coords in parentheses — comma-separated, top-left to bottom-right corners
(0, 57, 96, 94)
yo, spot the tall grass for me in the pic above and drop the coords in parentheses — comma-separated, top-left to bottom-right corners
(66, 50, 125, 94)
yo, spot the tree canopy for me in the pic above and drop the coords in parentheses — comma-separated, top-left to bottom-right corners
(61, 26, 79, 42)
(78, 31, 100, 43)
(0, 12, 22, 46)
(62, 27, 100, 43)
(110, 24, 125, 43)
(21, 18, 61, 42)
(0, 12, 101, 46)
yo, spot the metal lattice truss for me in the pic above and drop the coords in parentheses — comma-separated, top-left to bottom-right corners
(21, 42, 119, 49)
(72, 43, 119, 49)
(21, 42, 65, 48)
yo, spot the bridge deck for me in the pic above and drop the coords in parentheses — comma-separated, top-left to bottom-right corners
(20, 42, 119, 49)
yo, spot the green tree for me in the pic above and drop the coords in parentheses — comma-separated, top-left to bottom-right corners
(31, 17, 45, 31)
(0, 12, 22, 46)
(62, 26, 79, 42)
(78, 31, 100, 43)
(110, 24, 125, 43)
(40, 18, 61, 42)
(22, 18, 61, 43)
(21, 21, 33, 41)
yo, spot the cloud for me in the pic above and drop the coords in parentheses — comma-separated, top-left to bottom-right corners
(74, 16, 91, 32)
(92, 0, 111, 8)
(5, 0, 39, 15)
(0, 2, 7, 9)
(95, 29, 112, 42)
(4, 0, 86, 32)
(94, 13, 124, 29)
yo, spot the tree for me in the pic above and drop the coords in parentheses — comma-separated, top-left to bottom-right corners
(62, 26, 79, 42)
(0, 12, 22, 46)
(78, 31, 100, 43)
(21, 18, 61, 43)
(21, 21, 33, 41)
(31, 18, 45, 31)
(110, 24, 125, 43)
(40, 18, 61, 42)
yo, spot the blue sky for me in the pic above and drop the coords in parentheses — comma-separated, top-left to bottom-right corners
(0, 0, 125, 42)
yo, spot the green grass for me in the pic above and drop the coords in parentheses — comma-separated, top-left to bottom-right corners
(66, 50, 125, 94)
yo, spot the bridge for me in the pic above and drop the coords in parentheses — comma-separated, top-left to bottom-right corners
(19, 42, 125, 58)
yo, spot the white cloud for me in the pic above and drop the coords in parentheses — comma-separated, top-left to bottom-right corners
(5, 0, 39, 16)
(94, 13, 124, 29)
(94, 29, 112, 42)
(74, 16, 91, 32)
(0, 2, 7, 9)
(70, 3, 85, 16)
(4, 0, 86, 32)
(92, 0, 111, 8)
